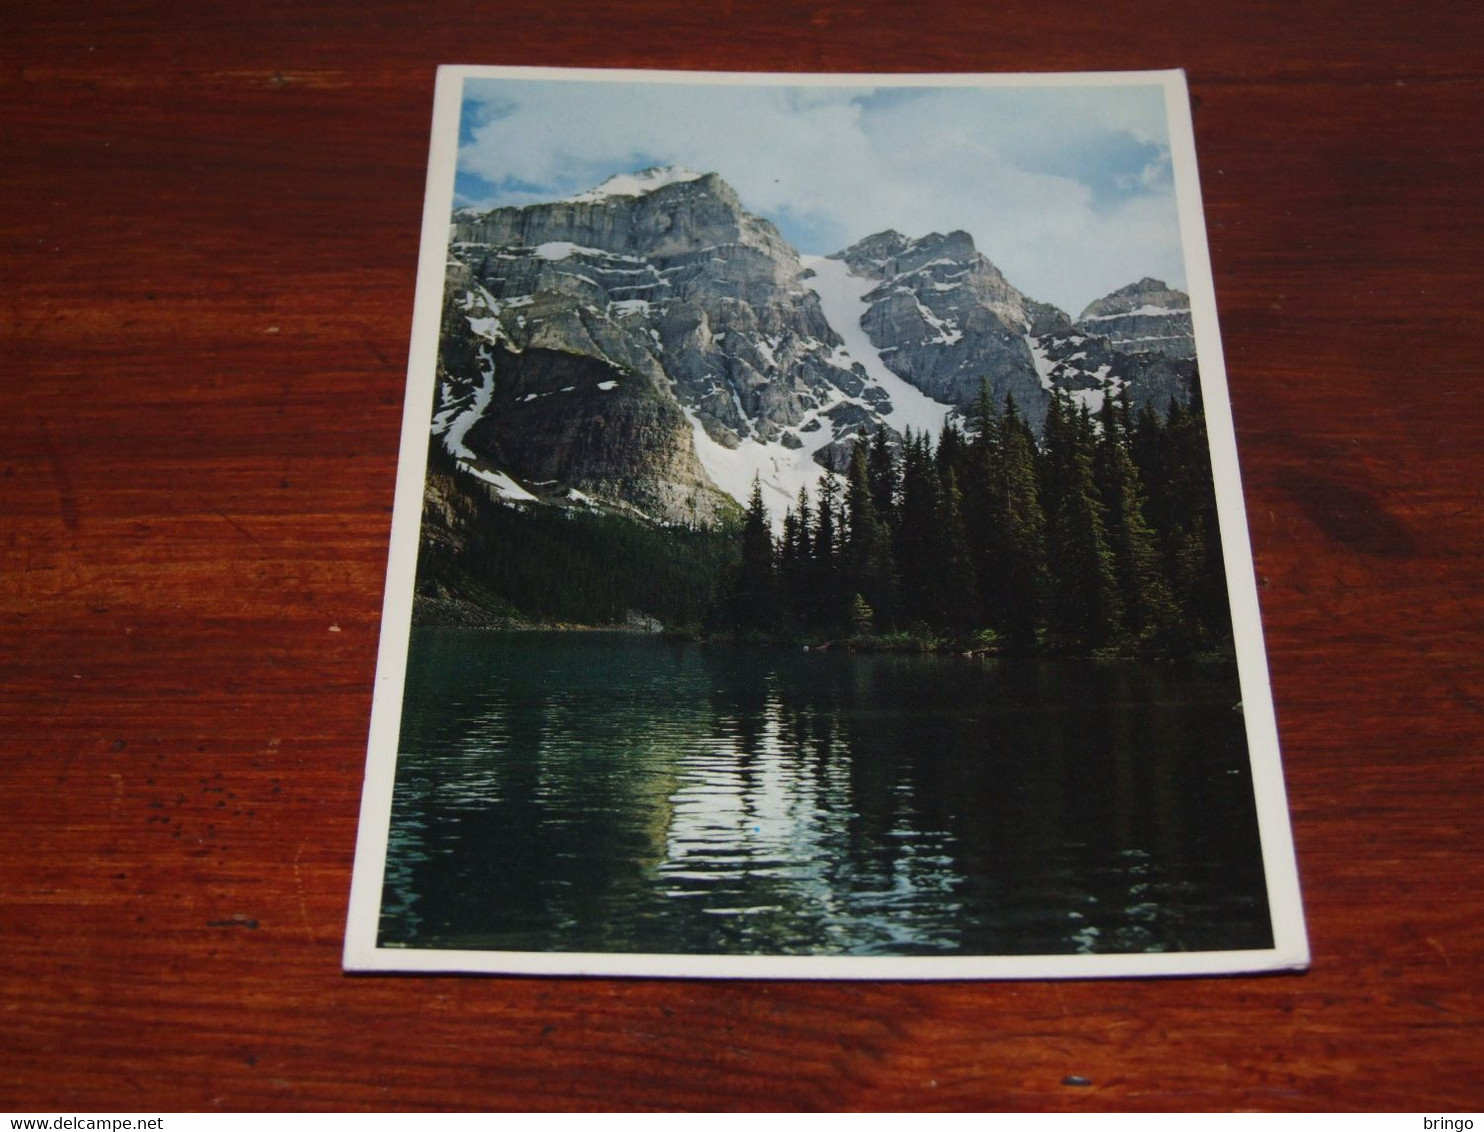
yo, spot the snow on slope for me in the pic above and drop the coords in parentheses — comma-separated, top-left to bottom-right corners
(802, 255, 954, 438)
(440, 353, 495, 460)
(684, 407, 836, 528)
(562, 166, 705, 203)
(1080, 304, 1189, 322)
(678, 255, 960, 526)
(1025, 334, 1058, 393)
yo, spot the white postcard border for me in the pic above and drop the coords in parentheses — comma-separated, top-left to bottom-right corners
(344, 65, 1308, 979)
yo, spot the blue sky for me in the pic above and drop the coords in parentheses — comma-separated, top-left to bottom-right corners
(453, 75, 1186, 318)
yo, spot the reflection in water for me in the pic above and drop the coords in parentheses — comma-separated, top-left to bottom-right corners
(379, 630, 1272, 956)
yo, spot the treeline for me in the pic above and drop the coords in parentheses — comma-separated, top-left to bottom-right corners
(417, 442, 738, 630)
(720, 385, 1234, 655)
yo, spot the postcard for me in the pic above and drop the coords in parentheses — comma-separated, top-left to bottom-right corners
(344, 65, 1308, 977)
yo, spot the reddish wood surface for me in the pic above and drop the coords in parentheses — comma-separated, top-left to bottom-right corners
(2, 0, 1481, 1112)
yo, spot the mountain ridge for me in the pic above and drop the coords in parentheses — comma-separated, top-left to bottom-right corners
(436, 167, 1198, 526)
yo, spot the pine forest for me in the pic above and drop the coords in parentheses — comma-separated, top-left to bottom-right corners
(419, 382, 1234, 658)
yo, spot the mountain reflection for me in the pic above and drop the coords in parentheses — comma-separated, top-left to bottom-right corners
(379, 630, 1271, 956)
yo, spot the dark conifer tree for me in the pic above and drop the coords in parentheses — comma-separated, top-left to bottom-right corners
(987, 393, 1047, 651)
(733, 475, 779, 633)
(844, 440, 895, 630)
(1131, 400, 1170, 515)
(972, 376, 999, 443)
(1041, 392, 1121, 649)
(961, 386, 1002, 630)
(935, 466, 981, 632)
(778, 505, 802, 628)
(894, 429, 942, 627)
(935, 420, 968, 486)
(793, 485, 814, 560)
(1095, 391, 1175, 645)
(1163, 382, 1232, 645)
(867, 427, 899, 523)
(781, 487, 813, 626)
(810, 472, 845, 629)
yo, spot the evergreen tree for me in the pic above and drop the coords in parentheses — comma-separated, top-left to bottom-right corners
(971, 376, 999, 442)
(1131, 400, 1171, 528)
(867, 427, 899, 522)
(1041, 392, 1121, 649)
(733, 475, 778, 633)
(1133, 400, 1169, 537)
(935, 419, 968, 486)
(844, 440, 895, 630)
(1162, 382, 1232, 645)
(935, 466, 981, 631)
(894, 429, 942, 627)
(986, 393, 1047, 651)
(960, 384, 1003, 628)
(782, 486, 813, 625)
(1095, 391, 1175, 646)
(810, 472, 845, 629)
(778, 505, 803, 629)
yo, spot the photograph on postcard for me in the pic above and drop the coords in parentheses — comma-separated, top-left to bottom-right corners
(345, 67, 1306, 977)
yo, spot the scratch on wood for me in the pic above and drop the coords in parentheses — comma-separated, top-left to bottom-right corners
(207, 916, 259, 930)
(293, 840, 315, 945)
(199, 497, 265, 552)
(1426, 937, 1452, 966)
(41, 425, 80, 531)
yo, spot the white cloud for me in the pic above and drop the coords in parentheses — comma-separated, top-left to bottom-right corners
(457, 77, 1187, 316)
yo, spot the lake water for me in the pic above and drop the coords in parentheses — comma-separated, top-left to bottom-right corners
(379, 629, 1272, 957)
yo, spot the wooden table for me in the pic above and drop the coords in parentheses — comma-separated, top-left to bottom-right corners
(3, 0, 1480, 1112)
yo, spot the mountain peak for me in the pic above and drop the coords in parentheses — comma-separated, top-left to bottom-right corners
(562, 166, 709, 204)
(831, 230, 910, 269)
(453, 166, 790, 263)
(1077, 278, 1189, 323)
(834, 229, 988, 279)
(1073, 278, 1195, 360)
(922, 228, 977, 253)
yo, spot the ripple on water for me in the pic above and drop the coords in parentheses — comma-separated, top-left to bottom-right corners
(379, 631, 1273, 956)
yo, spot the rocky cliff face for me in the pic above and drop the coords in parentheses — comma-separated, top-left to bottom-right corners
(827, 233, 1200, 434)
(833, 229, 1051, 430)
(1075, 277, 1195, 359)
(453, 168, 793, 263)
(1025, 325, 1197, 420)
(438, 167, 953, 523)
(431, 167, 1201, 527)
(1020, 277, 1197, 419)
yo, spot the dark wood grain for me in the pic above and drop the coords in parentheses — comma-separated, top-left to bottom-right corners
(2, 0, 1480, 1112)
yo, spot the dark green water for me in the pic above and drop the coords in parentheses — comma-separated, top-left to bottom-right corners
(379, 629, 1272, 956)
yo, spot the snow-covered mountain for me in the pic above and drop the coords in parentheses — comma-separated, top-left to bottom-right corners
(433, 167, 1199, 526)
(829, 229, 1199, 431)
(1077, 277, 1195, 358)
(829, 228, 1049, 428)
(1023, 278, 1197, 421)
